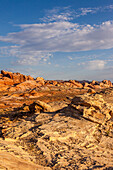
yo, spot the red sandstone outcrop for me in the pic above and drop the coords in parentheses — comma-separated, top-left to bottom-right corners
(0, 70, 113, 93)
(1, 70, 34, 84)
(9, 80, 38, 92)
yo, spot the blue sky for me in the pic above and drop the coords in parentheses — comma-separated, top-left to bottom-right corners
(0, 0, 113, 80)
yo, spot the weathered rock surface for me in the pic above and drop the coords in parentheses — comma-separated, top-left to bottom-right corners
(0, 150, 51, 170)
(0, 70, 113, 169)
(29, 100, 53, 113)
(70, 93, 113, 124)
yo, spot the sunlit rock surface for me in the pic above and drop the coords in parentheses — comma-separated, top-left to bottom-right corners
(0, 70, 113, 169)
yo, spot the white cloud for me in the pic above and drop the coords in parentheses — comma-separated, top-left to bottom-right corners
(0, 46, 52, 65)
(0, 5, 113, 65)
(76, 5, 113, 17)
(41, 6, 74, 22)
(41, 5, 113, 22)
(76, 7, 99, 17)
(78, 60, 106, 70)
(68, 56, 73, 60)
(1, 20, 113, 53)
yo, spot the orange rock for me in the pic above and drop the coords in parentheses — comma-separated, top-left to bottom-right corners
(0, 84, 9, 91)
(36, 77, 45, 81)
(16, 80, 37, 91)
(29, 89, 39, 96)
(1, 70, 13, 79)
(87, 84, 94, 89)
(102, 80, 109, 85)
(108, 80, 112, 87)
(0, 74, 3, 79)
(64, 82, 72, 87)
(94, 85, 101, 89)
(2, 77, 14, 85)
(36, 77, 45, 86)
(83, 82, 89, 88)
(87, 88, 96, 94)
(1, 70, 34, 84)
(0, 80, 5, 85)
(99, 82, 104, 87)
(52, 81, 58, 86)
(45, 80, 58, 86)
(69, 80, 83, 88)
(27, 75, 34, 81)
(91, 80, 96, 85)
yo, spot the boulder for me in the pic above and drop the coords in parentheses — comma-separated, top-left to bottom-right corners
(99, 82, 104, 87)
(102, 80, 112, 87)
(36, 77, 45, 81)
(91, 80, 96, 85)
(70, 93, 113, 124)
(29, 100, 53, 113)
(1, 70, 13, 79)
(69, 80, 83, 88)
(87, 88, 96, 94)
(36, 77, 45, 86)
(102, 80, 109, 85)
(108, 80, 112, 87)
(83, 82, 89, 88)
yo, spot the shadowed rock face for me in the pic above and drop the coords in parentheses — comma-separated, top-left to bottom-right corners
(0, 70, 113, 169)
(29, 100, 53, 113)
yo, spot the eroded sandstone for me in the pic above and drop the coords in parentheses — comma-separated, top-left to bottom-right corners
(0, 70, 113, 169)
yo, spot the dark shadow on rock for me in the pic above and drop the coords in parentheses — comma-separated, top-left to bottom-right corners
(104, 167, 113, 170)
(0, 126, 5, 140)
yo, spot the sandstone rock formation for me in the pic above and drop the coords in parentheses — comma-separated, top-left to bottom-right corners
(29, 100, 53, 113)
(70, 93, 113, 124)
(69, 80, 83, 88)
(1, 70, 34, 84)
(0, 70, 113, 169)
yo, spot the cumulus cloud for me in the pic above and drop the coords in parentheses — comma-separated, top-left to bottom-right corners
(0, 5, 113, 65)
(0, 20, 113, 53)
(78, 60, 106, 70)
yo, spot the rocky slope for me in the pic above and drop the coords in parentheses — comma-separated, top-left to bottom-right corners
(0, 70, 113, 169)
